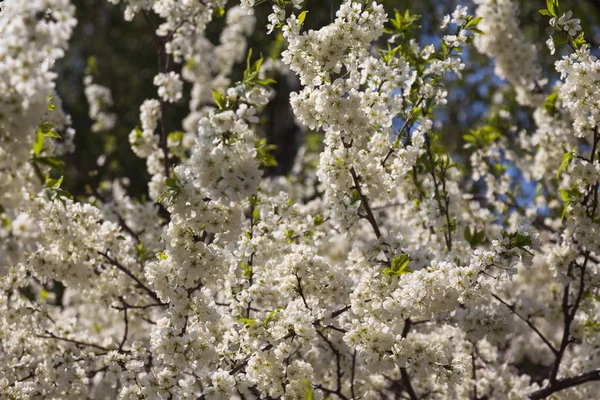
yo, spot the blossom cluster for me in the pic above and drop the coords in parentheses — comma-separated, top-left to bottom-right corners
(1, 0, 600, 399)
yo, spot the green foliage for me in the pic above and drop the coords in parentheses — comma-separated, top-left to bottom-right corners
(463, 125, 501, 149)
(383, 253, 412, 276)
(557, 147, 576, 178)
(212, 89, 228, 110)
(385, 9, 421, 35)
(243, 49, 276, 87)
(572, 32, 587, 49)
(158, 172, 183, 205)
(544, 91, 559, 116)
(560, 186, 581, 221)
(255, 138, 278, 168)
(502, 231, 533, 251)
(540, 0, 560, 18)
(464, 226, 486, 247)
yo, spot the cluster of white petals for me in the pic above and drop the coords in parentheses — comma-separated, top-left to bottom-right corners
(2, 0, 600, 399)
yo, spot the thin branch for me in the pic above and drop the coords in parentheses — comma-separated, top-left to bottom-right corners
(316, 329, 349, 400)
(424, 133, 452, 252)
(400, 319, 418, 400)
(224, 304, 353, 378)
(381, 98, 423, 167)
(350, 349, 357, 400)
(118, 298, 129, 351)
(100, 251, 163, 304)
(529, 369, 600, 399)
(549, 260, 588, 385)
(38, 331, 114, 353)
(491, 293, 558, 355)
(349, 167, 384, 241)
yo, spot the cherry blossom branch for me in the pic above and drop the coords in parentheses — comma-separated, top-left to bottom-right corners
(99, 251, 164, 304)
(349, 167, 383, 241)
(400, 318, 419, 400)
(529, 369, 600, 399)
(37, 330, 115, 353)
(424, 133, 453, 252)
(491, 292, 558, 355)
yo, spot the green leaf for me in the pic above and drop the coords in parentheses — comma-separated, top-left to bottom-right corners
(544, 91, 559, 116)
(34, 156, 65, 169)
(464, 226, 472, 242)
(473, 230, 485, 245)
(168, 131, 184, 143)
(383, 253, 412, 276)
(304, 379, 313, 400)
(573, 32, 586, 49)
(449, 218, 457, 233)
(285, 229, 295, 243)
(213, 7, 225, 18)
(165, 177, 181, 190)
(33, 129, 45, 156)
(246, 48, 253, 72)
(255, 78, 277, 85)
(547, 0, 557, 17)
(510, 233, 532, 249)
(237, 317, 256, 327)
(45, 175, 63, 188)
(252, 207, 260, 222)
(212, 89, 226, 110)
(39, 122, 55, 134)
(264, 308, 281, 325)
(465, 16, 482, 29)
(43, 131, 62, 139)
(256, 139, 278, 168)
(298, 10, 307, 24)
(539, 9, 552, 16)
(465, 226, 486, 246)
(313, 215, 324, 226)
(557, 149, 574, 178)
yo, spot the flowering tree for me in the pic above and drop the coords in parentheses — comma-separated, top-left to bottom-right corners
(2, 0, 600, 398)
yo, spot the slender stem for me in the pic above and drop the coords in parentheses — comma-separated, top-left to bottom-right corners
(491, 293, 558, 355)
(424, 133, 453, 251)
(400, 319, 418, 400)
(38, 331, 114, 353)
(349, 168, 383, 241)
(471, 343, 478, 400)
(529, 369, 600, 399)
(100, 251, 163, 304)
(381, 110, 416, 167)
(118, 300, 129, 351)
(350, 349, 357, 400)
(142, 10, 171, 178)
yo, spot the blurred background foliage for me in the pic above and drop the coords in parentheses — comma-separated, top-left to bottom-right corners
(56, 0, 600, 199)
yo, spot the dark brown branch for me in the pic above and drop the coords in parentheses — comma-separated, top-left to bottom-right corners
(118, 298, 129, 351)
(529, 369, 600, 399)
(400, 319, 418, 400)
(424, 133, 452, 252)
(224, 304, 353, 379)
(381, 98, 423, 168)
(38, 330, 114, 353)
(491, 293, 558, 355)
(316, 329, 349, 400)
(100, 251, 163, 304)
(349, 167, 383, 241)
(350, 349, 357, 400)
